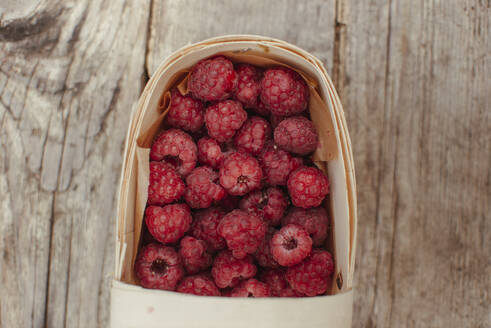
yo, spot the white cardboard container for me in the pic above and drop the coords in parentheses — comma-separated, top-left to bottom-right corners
(111, 35, 357, 328)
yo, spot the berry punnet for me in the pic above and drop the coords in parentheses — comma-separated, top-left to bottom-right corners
(135, 243, 184, 290)
(260, 67, 309, 116)
(239, 187, 288, 226)
(274, 116, 318, 155)
(184, 166, 226, 209)
(270, 224, 313, 267)
(230, 279, 271, 297)
(189, 56, 238, 101)
(234, 64, 262, 108)
(217, 209, 267, 259)
(211, 250, 257, 288)
(145, 204, 192, 244)
(197, 137, 226, 169)
(259, 142, 303, 186)
(176, 275, 221, 296)
(287, 166, 329, 208)
(282, 207, 329, 246)
(205, 100, 247, 142)
(166, 89, 204, 133)
(190, 207, 226, 252)
(219, 151, 263, 196)
(234, 116, 271, 155)
(147, 161, 185, 206)
(179, 236, 212, 274)
(150, 129, 198, 176)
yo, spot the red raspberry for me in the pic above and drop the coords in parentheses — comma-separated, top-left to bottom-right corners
(189, 56, 238, 101)
(184, 166, 226, 209)
(274, 116, 318, 155)
(190, 207, 226, 251)
(205, 100, 247, 142)
(254, 227, 280, 268)
(239, 187, 288, 226)
(234, 64, 262, 108)
(176, 275, 221, 296)
(147, 161, 185, 206)
(282, 207, 329, 246)
(197, 137, 225, 169)
(286, 249, 334, 296)
(259, 143, 303, 186)
(165, 89, 204, 132)
(260, 67, 309, 116)
(287, 166, 329, 208)
(135, 243, 184, 290)
(217, 209, 267, 259)
(230, 279, 271, 297)
(211, 250, 257, 288)
(234, 116, 271, 155)
(260, 269, 304, 297)
(150, 129, 198, 176)
(179, 236, 212, 274)
(219, 152, 263, 196)
(145, 204, 192, 244)
(253, 98, 270, 116)
(270, 224, 312, 266)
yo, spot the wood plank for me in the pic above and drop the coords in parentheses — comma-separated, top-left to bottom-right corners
(0, 0, 150, 327)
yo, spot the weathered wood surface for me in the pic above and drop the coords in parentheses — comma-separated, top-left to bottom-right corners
(0, 0, 489, 327)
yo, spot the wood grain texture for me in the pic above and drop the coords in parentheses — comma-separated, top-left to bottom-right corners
(0, 0, 489, 327)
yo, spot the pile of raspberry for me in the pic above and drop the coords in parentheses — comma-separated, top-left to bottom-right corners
(135, 56, 334, 298)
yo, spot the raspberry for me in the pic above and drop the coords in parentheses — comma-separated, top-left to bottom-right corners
(260, 67, 309, 116)
(147, 161, 185, 206)
(259, 143, 303, 186)
(145, 204, 192, 244)
(217, 209, 267, 259)
(197, 137, 225, 169)
(219, 152, 263, 196)
(135, 243, 184, 290)
(179, 236, 212, 274)
(274, 116, 318, 155)
(286, 249, 334, 296)
(189, 56, 238, 101)
(253, 98, 270, 116)
(234, 64, 262, 108)
(260, 269, 304, 297)
(287, 166, 329, 208)
(150, 129, 198, 176)
(234, 116, 271, 155)
(230, 279, 271, 297)
(270, 224, 312, 266)
(211, 250, 257, 288)
(190, 207, 226, 251)
(176, 275, 221, 296)
(184, 166, 226, 209)
(239, 187, 288, 226)
(282, 207, 329, 246)
(254, 227, 279, 268)
(165, 89, 204, 132)
(205, 100, 247, 142)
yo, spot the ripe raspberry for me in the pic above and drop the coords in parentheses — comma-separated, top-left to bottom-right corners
(205, 100, 247, 142)
(239, 187, 288, 226)
(197, 137, 225, 169)
(147, 161, 185, 206)
(253, 98, 270, 116)
(282, 207, 329, 246)
(135, 243, 184, 290)
(211, 250, 257, 288)
(259, 143, 303, 186)
(217, 209, 267, 259)
(286, 249, 334, 296)
(270, 224, 312, 266)
(260, 269, 304, 297)
(234, 64, 262, 108)
(234, 116, 271, 155)
(190, 207, 226, 251)
(189, 56, 238, 101)
(150, 129, 198, 176)
(260, 67, 309, 116)
(179, 236, 212, 274)
(184, 166, 226, 209)
(254, 227, 279, 268)
(165, 89, 204, 132)
(176, 275, 221, 296)
(145, 204, 192, 244)
(219, 152, 263, 196)
(274, 116, 318, 155)
(287, 166, 329, 208)
(231, 279, 271, 297)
